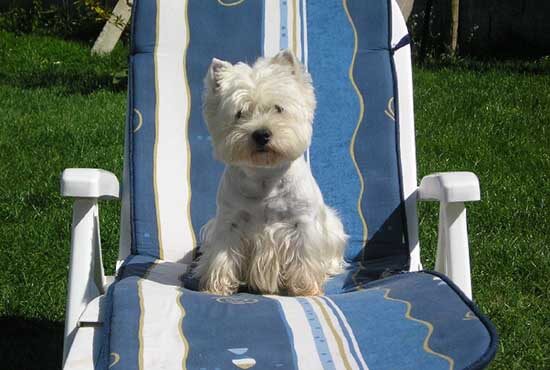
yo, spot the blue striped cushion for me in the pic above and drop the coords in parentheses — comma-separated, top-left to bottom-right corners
(126, 0, 413, 273)
(98, 255, 497, 370)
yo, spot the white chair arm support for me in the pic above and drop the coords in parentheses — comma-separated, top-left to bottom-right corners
(418, 172, 481, 300)
(60, 168, 119, 366)
(418, 171, 480, 203)
(61, 168, 119, 199)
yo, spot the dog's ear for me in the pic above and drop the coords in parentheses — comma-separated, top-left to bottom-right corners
(271, 49, 301, 75)
(206, 58, 232, 92)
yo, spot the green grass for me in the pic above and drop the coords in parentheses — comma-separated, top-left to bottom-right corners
(0, 31, 548, 369)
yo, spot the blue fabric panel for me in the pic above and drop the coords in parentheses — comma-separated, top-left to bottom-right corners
(129, 52, 160, 258)
(181, 290, 298, 370)
(117, 254, 157, 280)
(128, 0, 160, 258)
(108, 277, 142, 370)
(307, 1, 364, 258)
(307, 0, 409, 270)
(106, 259, 497, 370)
(187, 0, 264, 252)
(130, 0, 157, 54)
(349, 0, 409, 271)
(330, 287, 450, 369)
(373, 272, 494, 370)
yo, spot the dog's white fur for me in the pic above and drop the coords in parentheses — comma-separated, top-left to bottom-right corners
(194, 50, 347, 296)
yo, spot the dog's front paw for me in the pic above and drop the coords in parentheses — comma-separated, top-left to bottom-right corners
(203, 284, 239, 296)
(286, 271, 325, 296)
(287, 284, 323, 297)
(196, 256, 242, 296)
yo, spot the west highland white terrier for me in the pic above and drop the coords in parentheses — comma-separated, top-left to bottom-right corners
(194, 49, 347, 296)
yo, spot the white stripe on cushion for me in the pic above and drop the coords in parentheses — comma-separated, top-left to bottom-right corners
(155, 0, 195, 262)
(269, 295, 325, 370)
(321, 296, 369, 370)
(288, 0, 302, 60)
(139, 264, 188, 369)
(308, 297, 362, 370)
(264, 0, 281, 57)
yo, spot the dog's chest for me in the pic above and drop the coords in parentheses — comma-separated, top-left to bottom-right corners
(220, 175, 315, 230)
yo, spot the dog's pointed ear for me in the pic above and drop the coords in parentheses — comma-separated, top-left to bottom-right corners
(206, 58, 232, 91)
(271, 49, 301, 75)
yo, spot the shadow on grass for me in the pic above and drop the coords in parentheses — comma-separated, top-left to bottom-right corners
(0, 70, 127, 95)
(0, 316, 63, 370)
(416, 57, 550, 75)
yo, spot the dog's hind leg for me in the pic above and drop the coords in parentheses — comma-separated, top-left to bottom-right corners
(321, 206, 348, 275)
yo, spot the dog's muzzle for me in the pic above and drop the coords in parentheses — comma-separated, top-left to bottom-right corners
(252, 128, 272, 150)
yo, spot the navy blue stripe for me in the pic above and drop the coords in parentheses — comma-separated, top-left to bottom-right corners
(129, 0, 160, 258)
(393, 34, 411, 51)
(131, 0, 156, 54)
(107, 279, 141, 370)
(307, 1, 364, 261)
(328, 287, 449, 369)
(127, 52, 136, 254)
(187, 0, 264, 252)
(181, 292, 297, 369)
(347, 0, 409, 272)
(393, 272, 495, 370)
(424, 271, 499, 370)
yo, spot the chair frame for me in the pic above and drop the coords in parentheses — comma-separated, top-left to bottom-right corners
(60, 0, 480, 366)
(60, 166, 479, 368)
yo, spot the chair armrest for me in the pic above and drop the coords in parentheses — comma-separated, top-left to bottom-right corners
(417, 171, 480, 299)
(418, 172, 480, 203)
(60, 168, 118, 364)
(61, 168, 119, 200)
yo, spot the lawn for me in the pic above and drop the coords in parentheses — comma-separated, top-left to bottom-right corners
(0, 31, 548, 369)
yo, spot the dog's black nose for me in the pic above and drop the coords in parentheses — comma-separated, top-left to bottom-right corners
(252, 129, 272, 146)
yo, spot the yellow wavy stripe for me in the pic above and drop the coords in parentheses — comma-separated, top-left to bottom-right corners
(109, 352, 120, 368)
(381, 288, 455, 370)
(182, 0, 197, 258)
(153, 0, 164, 260)
(351, 260, 366, 291)
(177, 289, 189, 370)
(311, 297, 353, 370)
(342, 0, 368, 245)
(217, 0, 245, 6)
(133, 108, 143, 133)
(137, 279, 146, 370)
(384, 97, 395, 120)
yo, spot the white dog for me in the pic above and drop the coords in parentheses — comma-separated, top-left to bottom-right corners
(194, 50, 347, 296)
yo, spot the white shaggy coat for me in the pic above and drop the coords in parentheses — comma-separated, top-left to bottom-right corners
(194, 50, 347, 296)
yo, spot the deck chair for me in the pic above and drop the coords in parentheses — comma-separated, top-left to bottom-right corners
(60, 0, 498, 369)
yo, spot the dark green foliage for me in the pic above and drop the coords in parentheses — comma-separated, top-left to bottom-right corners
(0, 0, 103, 42)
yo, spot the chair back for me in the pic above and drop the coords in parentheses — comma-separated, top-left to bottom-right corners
(121, 0, 421, 276)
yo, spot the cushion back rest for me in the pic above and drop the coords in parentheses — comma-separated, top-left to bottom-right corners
(123, 0, 420, 275)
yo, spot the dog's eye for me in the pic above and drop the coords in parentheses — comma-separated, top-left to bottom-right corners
(235, 110, 242, 120)
(275, 105, 284, 113)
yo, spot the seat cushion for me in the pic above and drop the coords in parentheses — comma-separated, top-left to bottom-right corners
(97, 255, 497, 370)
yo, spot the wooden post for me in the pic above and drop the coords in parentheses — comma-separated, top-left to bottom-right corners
(450, 0, 460, 54)
(396, 0, 415, 21)
(91, 0, 132, 55)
